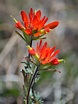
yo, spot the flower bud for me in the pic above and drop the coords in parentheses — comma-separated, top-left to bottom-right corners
(27, 46, 36, 55)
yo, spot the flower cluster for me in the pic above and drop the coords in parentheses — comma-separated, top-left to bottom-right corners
(11, 8, 59, 39)
(15, 8, 59, 36)
(28, 40, 63, 65)
(11, 8, 63, 67)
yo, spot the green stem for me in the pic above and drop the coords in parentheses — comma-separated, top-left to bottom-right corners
(24, 35, 33, 103)
(28, 36, 32, 58)
(27, 65, 40, 104)
(21, 35, 33, 104)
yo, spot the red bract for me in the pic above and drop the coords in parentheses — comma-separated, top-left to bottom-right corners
(28, 40, 61, 65)
(15, 8, 59, 36)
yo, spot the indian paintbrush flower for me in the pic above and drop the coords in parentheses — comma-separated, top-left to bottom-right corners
(11, 8, 59, 37)
(11, 7, 63, 104)
(27, 40, 63, 65)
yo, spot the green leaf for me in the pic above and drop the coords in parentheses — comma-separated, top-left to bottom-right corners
(15, 31, 26, 41)
(23, 32, 31, 44)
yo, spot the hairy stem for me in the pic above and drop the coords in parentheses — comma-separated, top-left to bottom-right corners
(23, 36, 33, 103)
(27, 65, 40, 104)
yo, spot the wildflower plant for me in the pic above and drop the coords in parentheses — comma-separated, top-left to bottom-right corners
(11, 8, 63, 104)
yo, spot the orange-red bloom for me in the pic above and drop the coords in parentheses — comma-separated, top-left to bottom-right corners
(28, 40, 62, 65)
(15, 8, 59, 36)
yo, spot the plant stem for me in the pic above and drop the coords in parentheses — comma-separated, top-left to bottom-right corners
(30, 36, 32, 47)
(28, 36, 32, 58)
(27, 65, 40, 104)
(22, 35, 33, 103)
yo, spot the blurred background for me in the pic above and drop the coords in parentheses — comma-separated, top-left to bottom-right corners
(0, 0, 78, 104)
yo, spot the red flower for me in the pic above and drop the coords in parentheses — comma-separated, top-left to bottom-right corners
(28, 40, 62, 65)
(15, 8, 59, 36)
